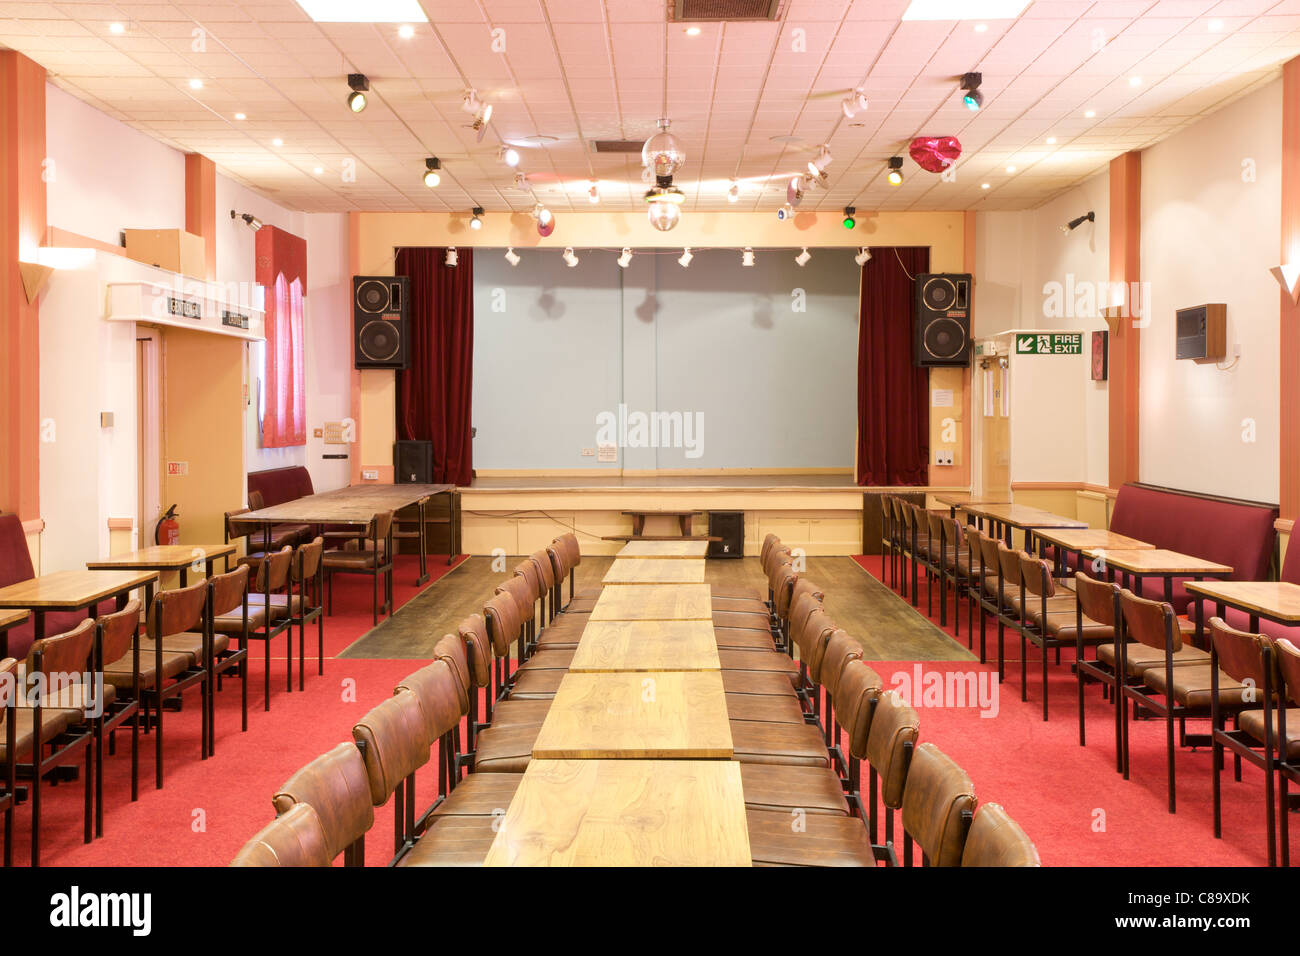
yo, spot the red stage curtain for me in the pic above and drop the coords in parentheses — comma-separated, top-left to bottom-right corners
(856, 246, 930, 486)
(395, 247, 474, 485)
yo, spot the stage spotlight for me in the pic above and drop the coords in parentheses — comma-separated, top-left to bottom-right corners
(841, 88, 868, 119)
(742, 247, 755, 267)
(678, 247, 693, 268)
(532, 203, 553, 226)
(423, 157, 441, 187)
(230, 210, 263, 231)
(887, 156, 904, 186)
(504, 247, 520, 266)
(499, 146, 521, 167)
(562, 247, 579, 268)
(855, 247, 871, 266)
(795, 247, 811, 267)
(961, 72, 983, 111)
(617, 247, 633, 268)
(445, 247, 458, 266)
(842, 206, 856, 229)
(728, 180, 740, 203)
(347, 73, 369, 112)
(470, 206, 484, 230)
(588, 182, 600, 204)
(808, 145, 832, 177)
(1061, 210, 1095, 233)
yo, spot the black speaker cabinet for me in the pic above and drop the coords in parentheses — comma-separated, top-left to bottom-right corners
(708, 511, 744, 558)
(354, 275, 410, 370)
(914, 273, 972, 367)
(394, 440, 433, 484)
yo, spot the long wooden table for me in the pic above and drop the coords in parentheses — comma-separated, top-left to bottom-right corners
(568, 620, 721, 673)
(0, 569, 159, 651)
(602, 558, 706, 586)
(242, 483, 458, 574)
(959, 502, 1088, 547)
(615, 540, 709, 559)
(86, 543, 236, 587)
(588, 584, 712, 622)
(1185, 580, 1300, 639)
(1080, 547, 1233, 606)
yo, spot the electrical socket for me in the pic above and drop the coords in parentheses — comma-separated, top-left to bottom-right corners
(580, 447, 595, 457)
(362, 469, 379, 481)
(935, 449, 954, 467)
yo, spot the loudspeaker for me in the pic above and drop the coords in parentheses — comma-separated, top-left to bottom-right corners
(354, 275, 410, 370)
(913, 273, 972, 367)
(394, 440, 433, 484)
(707, 511, 744, 559)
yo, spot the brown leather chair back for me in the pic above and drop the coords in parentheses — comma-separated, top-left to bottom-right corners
(514, 558, 545, 602)
(940, 515, 961, 554)
(1275, 638, 1300, 706)
(797, 606, 836, 673)
(961, 803, 1041, 867)
(996, 544, 1024, 591)
(901, 742, 976, 867)
(256, 546, 295, 593)
(294, 537, 325, 581)
(458, 615, 493, 686)
(554, 532, 581, 568)
(210, 564, 250, 618)
(495, 576, 534, 628)
(978, 534, 1001, 577)
(147, 579, 208, 639)
(833, 659, 882, 760)
(814, 629, 863, 692)
(230, 803, 332, 867)
(1018, 552, 1057, 598)
(763, 545, 793, 580)
(789, 581, 824, 631)
(760, 533, 779, 567)
(28, 617, 95, 676)
(272, 742, 374, 862)
(1119, 588, 1180, 653)
(866, 690, 920, 809)
(372, 510, 395, 543)
(0, 657, 15, 726)
(394, 659, 463, 742)
(433, 633, 471, 713)
(1074, 572, 1117, 627)
(1208, 617, 1270, 688)
(352, 689, 432, 805)
(98, 599, 141, 666)
(529, 549, 556, 592)
(545, 542, 569, 583)
(247, 489, 267, 511)
(926, 511, 943, 551)
(483, 593, 522, 656)
(771, 564, 798, 619)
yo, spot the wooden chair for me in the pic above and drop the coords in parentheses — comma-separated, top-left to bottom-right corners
(960, 804, 1041, 866)
(0, 658, 15, 866)
(1270, 638, 1300, 866)
(324, 511, 395, 627)
(1073, 572, 1125, 770)
(92, 601, 143, 836)
(879, 495, 895, 589)
(390, 495, 431, 586)
(353, 688, 435, 862)
(266, 537, 325, 691)
(215, 546, 294, 711)
(900, 742, 976, 867)
(272, 742, 373, 866)
(230, 803, 331, 867)
(862, 689, 920, 864)
(206, 565, 250, 744)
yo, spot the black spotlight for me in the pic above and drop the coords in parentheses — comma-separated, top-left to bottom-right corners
(961, 72, 983, 112)
(842, 206, 856, 229)
(347, 73, 369, 112)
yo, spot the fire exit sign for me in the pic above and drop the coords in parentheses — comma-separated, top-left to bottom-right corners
(1015, 332, 1083, 355)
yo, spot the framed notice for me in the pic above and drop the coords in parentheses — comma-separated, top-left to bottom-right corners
(1091, 330, 1109, 381)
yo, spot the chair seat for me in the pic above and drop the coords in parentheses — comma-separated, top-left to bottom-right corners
(508, 669, 565, 699)
(739, 764, 850, 815)
(1141, 664, 1255, 710)
(213, 606, 271, 633)
(140, 632, 230, 666)
(473, 724, 538, 773)
(536, 619, 584, 647)
(1237, 708, 1300, 758)
(489, 699, 552, 726)
(565, 598, 599, 613)
(1098, 642, 1210, 677)
(721, 666, 800, 697)
(713, 628, 776, 652)
(718, 649, 799, 684)
(322, 550, 385, 570)
(517, 648, 574, 672)
(397, 816, 496, 866)
(103, 647, 192, 690)
(711, 585, 764, 602)
(714, 610, 772, 630)
(574, 587, 602, 600)
(725, 692, 806, 724)
(712, 597, 767, 616)
(246, 593, 306, 615)
(30, 682, 117, 712)
(745, 808, 873, 866)
(435, 773, 524, 816)
(0, 707, 78, 760)
(730, 720, 829, 767)
(1030, 609, 1115, 643)
(1011, 593, 1075, 617)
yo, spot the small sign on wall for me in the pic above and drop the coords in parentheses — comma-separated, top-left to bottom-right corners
(1015, 332, 1083, 355)
(597, 444, 618, 463)
(166, 461, 189, 477)
(931, 388, 953, 407)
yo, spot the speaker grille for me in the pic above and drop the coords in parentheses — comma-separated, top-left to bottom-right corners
(923, 317, 966, 361)
(358, 319, 401, 362)
(921, 276, 958, 312)
(356, 279, 392, 313)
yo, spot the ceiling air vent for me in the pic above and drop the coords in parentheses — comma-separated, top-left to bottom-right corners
(673, 0, 781, 20)
(592, 140, 647, 154)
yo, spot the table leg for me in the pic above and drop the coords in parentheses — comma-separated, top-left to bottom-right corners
(415, 499, 429, 587)
(1164, 574, 1173, 604)
(631, 514, 645, 537)
(180, 567, 188, 588)
(678, 514, 691, 537)
(34, 610, 45, 643)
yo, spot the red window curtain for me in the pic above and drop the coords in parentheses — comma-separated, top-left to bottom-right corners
(856, 247, 930, 486)
(256, 226, 308, 448)
(394, 247, 474, 485)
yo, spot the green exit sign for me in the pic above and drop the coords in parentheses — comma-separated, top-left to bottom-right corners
(1015, 332, 1083, 355)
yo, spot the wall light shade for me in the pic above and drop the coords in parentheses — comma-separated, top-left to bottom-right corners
(504, 247, 520, 266)
(795, 248, 811, 267)
(1272, 263, 1300, 304)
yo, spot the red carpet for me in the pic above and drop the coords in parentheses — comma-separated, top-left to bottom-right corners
(851, 554, 1276, 866)
(28, 554, 466, 867)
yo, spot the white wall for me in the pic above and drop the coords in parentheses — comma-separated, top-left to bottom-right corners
(45, 84, 185, 247)
(303, 213, 353, 493)
(1139, 79, 1281, 504)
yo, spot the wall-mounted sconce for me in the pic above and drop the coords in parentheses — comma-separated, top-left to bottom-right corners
(1270, 263, 1300, 304)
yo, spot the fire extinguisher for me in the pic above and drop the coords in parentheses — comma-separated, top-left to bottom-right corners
(155, 504, 180, 546)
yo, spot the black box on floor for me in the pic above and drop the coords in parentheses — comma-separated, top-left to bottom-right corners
(708, 511, 743, 558)
(394, 440, 433, 483)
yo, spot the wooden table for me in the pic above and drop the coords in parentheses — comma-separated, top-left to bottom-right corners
(530, 671, 733, 759)
(1185, 580, 1300, 638)
(484, 759, 751, 866)
(602, 558, 705, 586)
(86, 543, 236, 587)
(1031, 528, 1154, 578)
(934, 493, 1011, 518)
(0, 569, 159, 651)
(601, 509, 718, 542)
(1080, 548, 1233, 605)
(589, 584, 713, 622)
(960, 502, 1088, 547)
(616, 540, 709, 559)
(242, 482, 458, 572)
(0, 609, 28, 657)
(569, 620, 721, 673)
